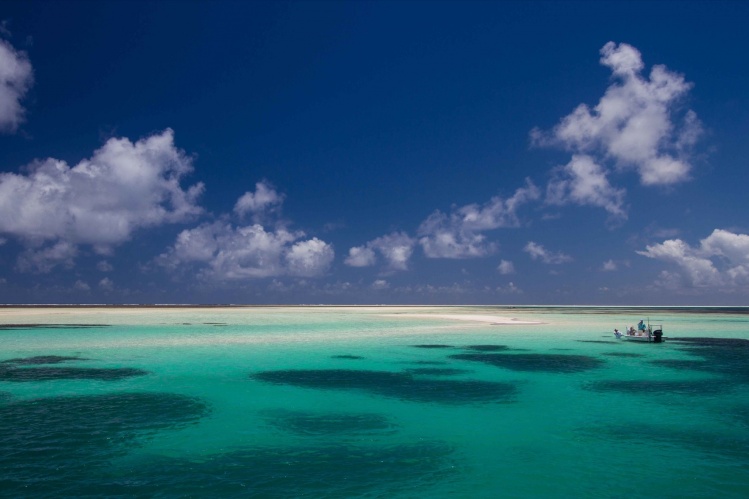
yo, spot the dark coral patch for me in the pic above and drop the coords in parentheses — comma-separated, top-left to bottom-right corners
(261, 409, 398, 436)
(0, 391, 451, 497)
(0, 392, 207, 439)
(0, 324, 110, 330)
(449, 353, 604, 373)
(463, 345, 510, 352)
(0, 392, 208, 494)
(0, 366, 148, 382)
(411, 344, 453, 349)
(576, 340, 618, 344)
(670, 337, 749, 348)
(252, 369, 517, 404)
(669, 337, 749, 382)
(332, 355, 365, 360)
(649, 359, 710, 371)
(2, 355, 88, 365)
(581, 424, 749, 461)
(584, 379, 732, 396)
(601, 352, 644, 358)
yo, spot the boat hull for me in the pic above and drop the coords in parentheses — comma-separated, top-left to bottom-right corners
(622, 335, 654, 342)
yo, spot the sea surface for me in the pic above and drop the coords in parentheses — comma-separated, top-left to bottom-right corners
(0, 306, 747, 498)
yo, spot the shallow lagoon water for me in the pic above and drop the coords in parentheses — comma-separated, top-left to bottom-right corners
(0, 306, 748, 497)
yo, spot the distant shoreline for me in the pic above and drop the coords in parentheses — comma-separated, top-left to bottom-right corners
(1, 304, 748, 314)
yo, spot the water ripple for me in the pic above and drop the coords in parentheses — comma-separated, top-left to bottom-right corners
(449, 353, 604, 373)
(260, 409, 399, 436)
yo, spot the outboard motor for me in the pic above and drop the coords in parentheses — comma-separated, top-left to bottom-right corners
(653, 329, 663, 343)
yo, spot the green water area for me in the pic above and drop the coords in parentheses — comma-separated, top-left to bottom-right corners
(1, 306, 747, 497)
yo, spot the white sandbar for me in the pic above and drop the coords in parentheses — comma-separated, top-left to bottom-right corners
(382, 313, 544, 325)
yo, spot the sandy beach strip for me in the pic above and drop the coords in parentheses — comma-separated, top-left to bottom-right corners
(0, 307, 546, 327)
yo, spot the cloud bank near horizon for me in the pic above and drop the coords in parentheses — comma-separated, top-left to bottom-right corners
(158, 182, 335, 281)
(638, 229, 749, 290)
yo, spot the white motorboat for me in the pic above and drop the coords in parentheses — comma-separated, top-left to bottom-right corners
(615, 321, 664, 343)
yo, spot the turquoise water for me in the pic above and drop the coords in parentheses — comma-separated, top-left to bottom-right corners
(1, 306, 747, 497)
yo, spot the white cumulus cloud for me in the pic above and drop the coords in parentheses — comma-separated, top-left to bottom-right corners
(524, 241, 572, 264)
(0, 38, 33, 133)
(602, 259, 617, 271)
(496, 281, 522, 294)
(546, 154, 627, 219)
(344, 246, 376, 267)
(97, 260, 114, 272)
(497, 259, 515, 275)
(98, 277, 114, 291)
(371, 279, 389, 290)
(234, 180, 285, 223)
(158, 186, 334, 281)
(285, 238, 335, 277)
(73, 279, 90, 291)
(16, 241, 77, 273)
(0, 129, 204, 272)
(418, 180, 539, 258)
(637, 229, 749, 288)
(345, 232, 416, 271)
(533, 42, 702, 214)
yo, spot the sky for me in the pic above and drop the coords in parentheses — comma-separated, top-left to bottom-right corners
(1, 0, 748, 305)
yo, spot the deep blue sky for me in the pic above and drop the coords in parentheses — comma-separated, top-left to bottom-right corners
(1, 1, 748, 304)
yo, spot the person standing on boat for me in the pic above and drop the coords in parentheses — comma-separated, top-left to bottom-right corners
(614, 329, 622, 338)
(638, 320, 646, 332)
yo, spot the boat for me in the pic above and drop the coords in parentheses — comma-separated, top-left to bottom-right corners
(615, 320, 664, 343)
